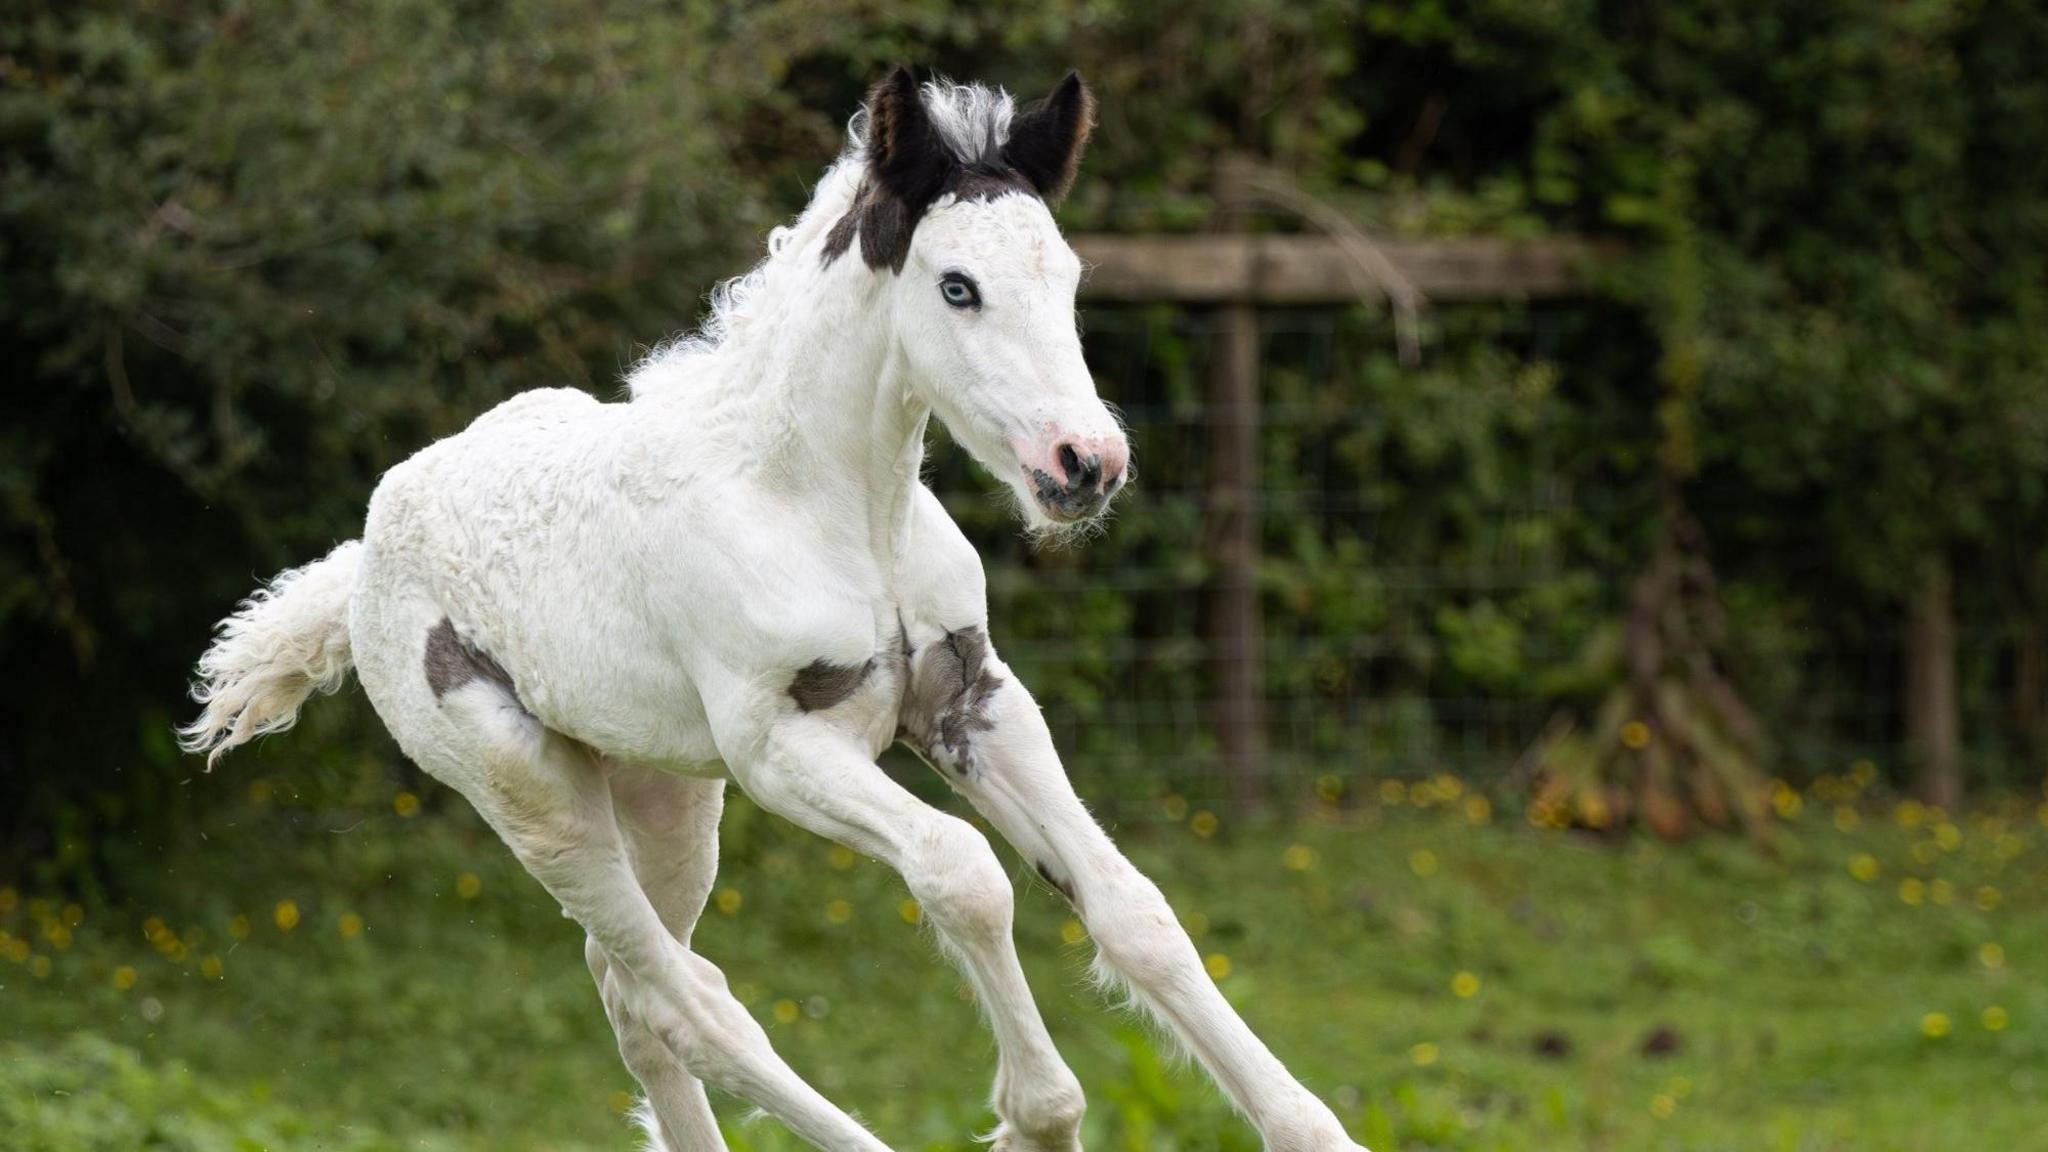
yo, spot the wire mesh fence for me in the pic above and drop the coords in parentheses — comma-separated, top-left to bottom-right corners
(913, 305, 2043, 815)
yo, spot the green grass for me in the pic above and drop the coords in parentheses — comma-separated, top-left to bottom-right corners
(3, 771, 2043, 1151)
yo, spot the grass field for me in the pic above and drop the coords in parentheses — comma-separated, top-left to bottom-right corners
(3, 767, 2041, 1151)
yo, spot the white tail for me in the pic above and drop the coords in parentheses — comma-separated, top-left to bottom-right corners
(179, 540, 364, 767)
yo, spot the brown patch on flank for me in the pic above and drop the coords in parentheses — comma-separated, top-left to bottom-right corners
(788, 658, 875, 713)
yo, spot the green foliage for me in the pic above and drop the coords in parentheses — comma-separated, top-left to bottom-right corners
(7, 0, 2048, 866)
(1, 1035, 398, 1152)
(6, 787, 2046, 1150)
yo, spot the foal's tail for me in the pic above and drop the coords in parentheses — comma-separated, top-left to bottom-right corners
(179, 540, 364, 767)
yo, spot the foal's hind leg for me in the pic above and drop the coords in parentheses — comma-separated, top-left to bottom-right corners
(586, 768, 730, 1151)
(360, 668, 889, 1152)
(732, 723, 1085, 1152)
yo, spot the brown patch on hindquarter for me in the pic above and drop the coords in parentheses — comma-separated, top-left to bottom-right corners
(898, 626, 1003, 777)
(424, 618, 518, 701)
(788, 658, 875, 712)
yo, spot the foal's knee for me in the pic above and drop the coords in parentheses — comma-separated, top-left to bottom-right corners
(907, 817, 1014, 943)
(1083, 868, 1187, 988)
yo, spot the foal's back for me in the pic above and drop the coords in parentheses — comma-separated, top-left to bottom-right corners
(352, 381, 881, 770)
(353, 385, 730, 765)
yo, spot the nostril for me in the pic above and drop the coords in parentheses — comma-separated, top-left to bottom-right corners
(1077, 453, 1102, 490)
(1056, 442, 1085, 487)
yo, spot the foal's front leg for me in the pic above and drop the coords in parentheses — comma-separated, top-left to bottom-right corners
(908, 635, 1368, 1152)
(730, 721, 1086, 1152)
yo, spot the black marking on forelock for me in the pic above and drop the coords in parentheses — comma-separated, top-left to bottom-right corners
(822, 165, 1038, 274)
(788, 658, 876, 713)
(1035, 860, 1077, 905)
(423, 618, 519, 702)
(897, 625, 1004, 777)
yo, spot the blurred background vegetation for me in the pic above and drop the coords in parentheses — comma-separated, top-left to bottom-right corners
(4, 1, 2047, 1149)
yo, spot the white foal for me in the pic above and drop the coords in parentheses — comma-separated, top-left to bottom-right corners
(182, 68, 1367, 1152)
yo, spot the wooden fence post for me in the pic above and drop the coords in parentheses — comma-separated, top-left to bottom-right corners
(1069, 211, 1612, 807)
(1208, 156, 1267, 806)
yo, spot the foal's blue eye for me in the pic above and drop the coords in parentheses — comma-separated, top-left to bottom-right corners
(939, 272, 981, 309)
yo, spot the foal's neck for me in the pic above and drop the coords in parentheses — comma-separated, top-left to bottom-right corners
(649, 261, 928, 572)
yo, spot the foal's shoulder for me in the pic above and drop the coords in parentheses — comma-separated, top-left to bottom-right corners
(900, 483, 988, 632)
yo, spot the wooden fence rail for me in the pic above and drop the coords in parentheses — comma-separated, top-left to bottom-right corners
(1071, 234, 1616, 305)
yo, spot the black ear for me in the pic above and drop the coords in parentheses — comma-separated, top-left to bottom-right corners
(865, 66, 952, 211)
(1001, 71, 1095, 204)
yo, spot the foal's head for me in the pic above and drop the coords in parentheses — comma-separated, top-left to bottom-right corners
(829, 68, 1128, 533)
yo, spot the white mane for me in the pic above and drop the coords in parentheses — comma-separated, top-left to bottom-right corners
(629, 79, 1017, 397)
